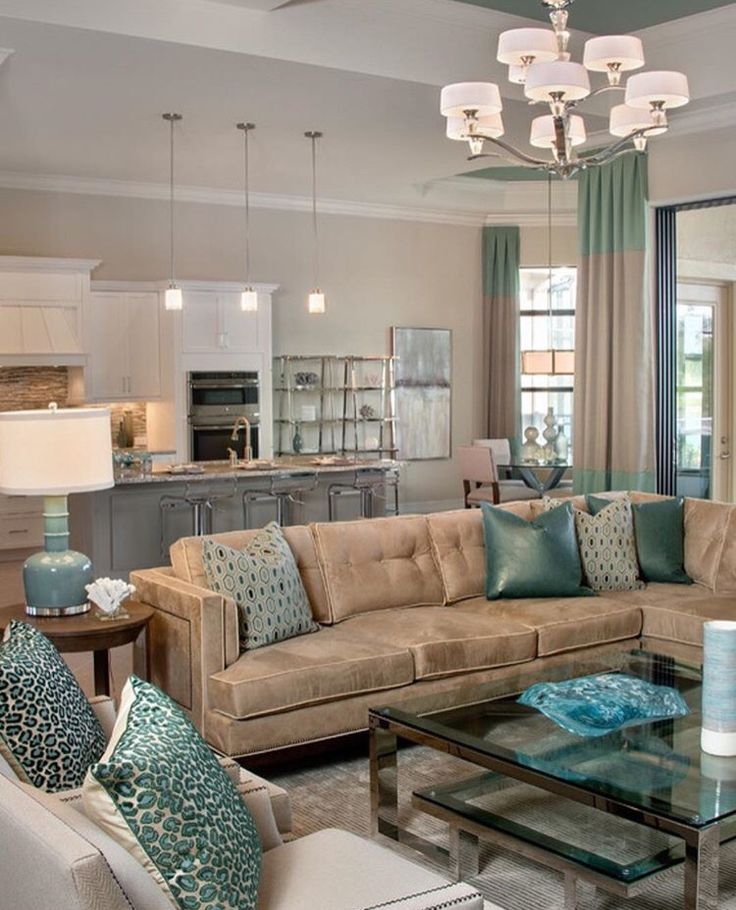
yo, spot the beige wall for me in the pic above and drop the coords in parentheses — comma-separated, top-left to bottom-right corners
(0, 187, 577, 508)
(649, 126, 736, 205)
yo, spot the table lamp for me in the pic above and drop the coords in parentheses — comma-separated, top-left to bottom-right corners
(0, 403, 114, 616)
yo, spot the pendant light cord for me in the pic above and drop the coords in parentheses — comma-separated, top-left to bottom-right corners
(547, 172, 553, 317)
(170, 116, 175, 286)
(307, 131, 322, 290)
(243, 126, 252, 286)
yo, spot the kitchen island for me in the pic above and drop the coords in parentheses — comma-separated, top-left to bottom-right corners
(69, 459, 400, 580)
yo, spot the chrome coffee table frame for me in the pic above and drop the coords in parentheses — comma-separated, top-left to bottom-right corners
(368, 656, 723, 910)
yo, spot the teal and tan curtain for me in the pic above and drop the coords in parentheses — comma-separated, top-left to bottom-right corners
(482, 226, 520, 439)
(573, 154, 655, 493)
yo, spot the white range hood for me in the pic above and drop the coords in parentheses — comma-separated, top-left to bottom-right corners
(0, 257, 100, 367)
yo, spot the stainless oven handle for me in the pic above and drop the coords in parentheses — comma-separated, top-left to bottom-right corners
(189, 381, 259, 389)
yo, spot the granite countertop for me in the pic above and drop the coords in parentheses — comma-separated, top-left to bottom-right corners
(114, 457, 401, 486)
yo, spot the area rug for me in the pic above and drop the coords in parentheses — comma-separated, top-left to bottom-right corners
(272, 745, 736, 910)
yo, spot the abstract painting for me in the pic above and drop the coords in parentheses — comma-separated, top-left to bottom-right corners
(392, 327, 452, 460)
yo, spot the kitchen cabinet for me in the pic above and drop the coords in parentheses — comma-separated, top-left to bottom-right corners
(0, 494, 43, 551)
(86, 291, 161, 401)
(181, 290, 265, 355)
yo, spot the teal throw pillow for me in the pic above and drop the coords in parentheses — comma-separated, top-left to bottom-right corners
(481, 502, 593, 600)
(577, 496, 644, 592)
(0, 621, 106, 792)
(83, 676, 262, 910)
(202, 522, 319, 652)
(632, 497, 692, 584)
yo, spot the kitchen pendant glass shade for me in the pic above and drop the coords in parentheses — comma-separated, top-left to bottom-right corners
(524, 61, 591, 102)
(308, 291, 326, 315)
(241, 289, 258, 312)
(446, 113, 504, 140)
(625, 70, 690, 109)
(583, 35, 645, 72)
(497, 28, 558, 66)
(530, 114, 586, 149)
(508, 64, 528, 85)
(609, 103, 667, 138)
(440, 82, 503, 117)
(165, 286, 183, 311)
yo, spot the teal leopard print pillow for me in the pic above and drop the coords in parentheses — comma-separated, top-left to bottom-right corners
(83, 676, 262, 910)
(0, 621, 106, 791)
(202, 522, 319, 652)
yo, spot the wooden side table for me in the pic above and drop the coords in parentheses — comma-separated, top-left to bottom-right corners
(0, 600, 154, 697)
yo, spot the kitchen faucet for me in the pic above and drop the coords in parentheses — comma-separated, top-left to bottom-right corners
(230, 416, 253, 463)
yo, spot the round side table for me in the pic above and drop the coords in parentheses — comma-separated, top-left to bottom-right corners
(0, 600, 154, 697)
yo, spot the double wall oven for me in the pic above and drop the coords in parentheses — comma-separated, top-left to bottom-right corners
(188, 371, 260, 462)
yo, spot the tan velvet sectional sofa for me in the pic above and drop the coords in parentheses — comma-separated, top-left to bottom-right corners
(131, 490, 736, 759)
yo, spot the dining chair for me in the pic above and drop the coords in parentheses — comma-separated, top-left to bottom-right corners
(458, 445, 540, 507)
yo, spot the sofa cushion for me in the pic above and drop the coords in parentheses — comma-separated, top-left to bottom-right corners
(337, 607, 536, 680)
(455, 596, 642, 656)
(312, 516, 445, 622)
(208, 626, 414, 719)
(0, 621, 106, 793)
(202, 524, 319, 652)
(712, 506, 736, 594)
(83, 676, 262, 910)
(634, 585, 736, 647)
(427, 509, 486, 603)
(257, 828, 483, 910)
(170, 525, 331, 624)
(684, 497, 735, 590)
(576, 497, 644, 592)
(632, 497, 691, 585)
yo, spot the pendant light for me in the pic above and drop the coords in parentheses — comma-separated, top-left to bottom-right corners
(237, 122, 258, 313)
(305, 130, 325, 315)
(162, 113, 183, 311)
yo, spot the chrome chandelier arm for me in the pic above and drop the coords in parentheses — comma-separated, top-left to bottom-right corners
(578, 126, 657, 165)
(466, 134, 551, 168)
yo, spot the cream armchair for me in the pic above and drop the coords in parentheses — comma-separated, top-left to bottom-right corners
(0, 772, 484, 910)
(458, 444, 540, 507)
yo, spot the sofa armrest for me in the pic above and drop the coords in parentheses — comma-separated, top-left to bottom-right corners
(130, 568, 239, 736)
(217, 757, 292, 836)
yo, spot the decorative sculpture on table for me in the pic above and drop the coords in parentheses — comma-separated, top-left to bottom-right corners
(86, 578, 136, 621)
(542, 407, 559, 460)
(701, 620, 736, 756)
(521, 426, 543, 463)
(555, 424, 569, 462)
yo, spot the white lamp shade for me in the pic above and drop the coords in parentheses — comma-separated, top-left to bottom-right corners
(241, 289, 258, 312)
(625, 70, 690, 110)
(446, 113, 504, 140)
(530, 114, 586, 148)
(440, 82, 502, 117)
(583, 35, 644, 72)
(0, 407, 114, 495)
(508, 64, 527, 85)
(164, 286, 183, 311)
(525, 61, 591, 102)
(609, 104, 667, 138)
(308, 291, 326, 314)
(497, 28, 558, 66)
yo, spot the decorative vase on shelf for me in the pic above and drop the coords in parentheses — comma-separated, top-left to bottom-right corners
(542, 407, 558, 461)
(521, 426, 543, 464)
(292, 422, 304, 455)
(701, 621, 736, 756)
(555, 424, 569, 462)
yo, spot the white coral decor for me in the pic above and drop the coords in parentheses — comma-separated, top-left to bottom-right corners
(85, 578, 136, 615)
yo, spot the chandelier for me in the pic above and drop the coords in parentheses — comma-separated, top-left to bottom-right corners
(440, 0, 690, 179)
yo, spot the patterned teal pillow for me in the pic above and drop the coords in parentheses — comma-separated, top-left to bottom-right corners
(202, 522, 319, 652)
(0, 621, 106, 792)
(83, 676, 262, 910)
(576, 496, 644, 592)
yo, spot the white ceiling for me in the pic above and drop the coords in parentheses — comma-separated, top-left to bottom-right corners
(0, 0, 731, 223)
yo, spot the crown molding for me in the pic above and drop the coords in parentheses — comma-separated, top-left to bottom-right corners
(0, 169, 494, 227)
(92, 279, 279, 293)
(0, 255, 101, 273)
(484, 211, 577, 227)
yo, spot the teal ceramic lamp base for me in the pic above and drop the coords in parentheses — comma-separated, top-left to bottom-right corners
(23, 495, 92, 617)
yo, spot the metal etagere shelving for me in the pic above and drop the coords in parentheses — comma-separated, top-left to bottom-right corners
(273, 355, 397, 458)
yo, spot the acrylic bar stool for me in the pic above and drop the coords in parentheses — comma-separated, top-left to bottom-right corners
(159, 479, 236, 560)
(243, 470, 319, 529)
(328, 468, 398, 521)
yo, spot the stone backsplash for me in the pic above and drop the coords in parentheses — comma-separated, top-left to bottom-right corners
(0, 367, 147, 445)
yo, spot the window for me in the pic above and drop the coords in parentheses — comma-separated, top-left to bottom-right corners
(520, 267, 576, 446)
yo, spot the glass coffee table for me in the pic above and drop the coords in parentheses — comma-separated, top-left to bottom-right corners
(369, 651, 733, 910)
